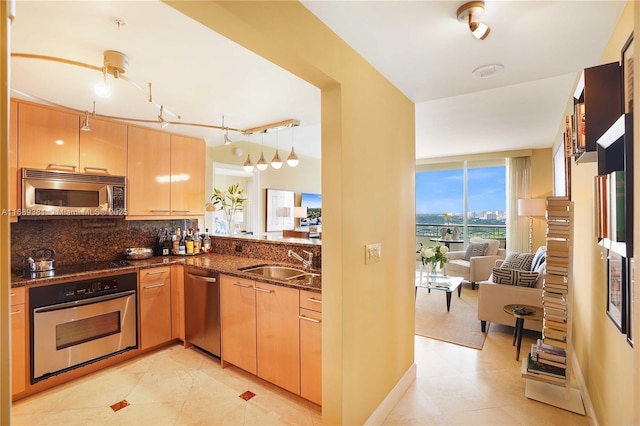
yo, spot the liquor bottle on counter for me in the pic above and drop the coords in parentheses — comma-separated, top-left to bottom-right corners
(193, 228, 202, 254)
(185, 228, 194, 255)
(202, 228, 211, 253)
(162, 229, 172, 256)
(173, 227, 181, 254)
(178, 229, 186, 255)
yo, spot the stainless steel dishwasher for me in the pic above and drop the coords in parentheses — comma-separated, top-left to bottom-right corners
(184, 267, 220, 357)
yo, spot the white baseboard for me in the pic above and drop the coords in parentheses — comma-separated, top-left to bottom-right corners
(571, 349, 598, 425)
(364, 362, 417, 425)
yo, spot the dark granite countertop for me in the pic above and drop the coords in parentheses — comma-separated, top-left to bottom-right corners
(10, 253, 321, 292)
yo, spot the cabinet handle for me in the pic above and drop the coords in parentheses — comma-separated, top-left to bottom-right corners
(254, 287, 272, 293)
(186, 273, 217, 283)
(48, 163, 76, 170)
(306, 297, 322, 304)
(150, 210, 171, 213)
(232, 281, 253, 289)
(10, 309, 22, 316)
(298, 315, 321, 323)
(10, 292, 15, 297)
(145, 270, 168, 275)
(83, 166, 109, 173)
(171, 210, 190, 213)
(143, 283, 165, 289)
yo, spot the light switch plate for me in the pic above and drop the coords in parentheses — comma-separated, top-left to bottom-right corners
(365, 243, 382, 264)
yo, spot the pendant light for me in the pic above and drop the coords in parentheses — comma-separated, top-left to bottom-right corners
(271, 129, 283, 169)
(286, 126, 299, 167)
(80, 110, 91, 131)
(243, 133, 254, 173)
(256, 133, 268, 171)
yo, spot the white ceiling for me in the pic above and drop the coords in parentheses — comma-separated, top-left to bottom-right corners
(10, 1, 627, 161)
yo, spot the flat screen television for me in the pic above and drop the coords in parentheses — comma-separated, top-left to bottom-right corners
(301, 192, 321, 226)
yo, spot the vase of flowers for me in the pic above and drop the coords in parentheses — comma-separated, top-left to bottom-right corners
(419, 242, 449, 282)
(211, 184, 247, 235)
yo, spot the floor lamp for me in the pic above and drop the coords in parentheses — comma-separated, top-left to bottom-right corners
(517, 198, 546, 252)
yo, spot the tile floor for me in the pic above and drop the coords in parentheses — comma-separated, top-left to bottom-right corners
(12, 304, 591, 425)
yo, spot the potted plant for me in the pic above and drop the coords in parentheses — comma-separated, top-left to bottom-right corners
(211, 184, 247, 235)
(442, 213, 454, 240)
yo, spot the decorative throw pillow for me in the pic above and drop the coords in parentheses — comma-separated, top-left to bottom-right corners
(492, 267, 539, 287)
(530, 246, 547, 272)
(463, 242, 488, 261)
(501, 252, 535, 271)
(469, 237, 500, 256)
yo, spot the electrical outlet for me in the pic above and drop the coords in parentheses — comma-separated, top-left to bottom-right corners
(365, 243, 382, 264)
(235, 245, 242, 253)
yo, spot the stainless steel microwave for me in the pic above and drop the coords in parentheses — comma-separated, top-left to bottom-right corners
(21, 168, 126, 217)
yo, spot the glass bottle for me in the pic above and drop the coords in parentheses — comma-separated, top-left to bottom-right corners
(202, 228, 211, 253)
(185, 228, 194, 255)
(193, 228, 202, 254)
(173, 227, 181, 254)
(178, 229, 186, 255)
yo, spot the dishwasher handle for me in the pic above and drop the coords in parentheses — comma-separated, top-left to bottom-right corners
(186, 273, 218, 283)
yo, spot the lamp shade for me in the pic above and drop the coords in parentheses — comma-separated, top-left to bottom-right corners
(517, 198, 546, 217)
(293, 206, 307, 218)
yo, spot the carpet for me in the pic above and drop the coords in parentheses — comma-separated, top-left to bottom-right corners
(415, 279, 488, 350)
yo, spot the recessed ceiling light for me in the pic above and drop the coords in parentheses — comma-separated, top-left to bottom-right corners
(472, 64, 504, 78)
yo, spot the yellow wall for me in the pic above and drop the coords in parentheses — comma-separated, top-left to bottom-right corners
(165, 2, 416, 424)
(567, 2, 639, 424)
(530, 148, 553, 250)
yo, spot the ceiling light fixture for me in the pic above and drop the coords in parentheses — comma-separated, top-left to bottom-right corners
(456, 1, 491, 40)
(243, 133, 255, 173)
(81, 111, 91, 131)
(222, 115, 233, 145)
(472, 63, 504, 78)
(256, 133, 268, 171)
(158, 105, 169, 128)
(271, 129, 283, 169)
(287, 126, 299, 167)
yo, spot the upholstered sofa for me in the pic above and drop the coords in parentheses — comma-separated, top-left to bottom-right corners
(445, 237, 507, 290)
(477, 247, 546, 333)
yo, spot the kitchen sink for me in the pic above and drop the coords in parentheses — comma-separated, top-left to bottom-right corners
(240, 265, 320, 280)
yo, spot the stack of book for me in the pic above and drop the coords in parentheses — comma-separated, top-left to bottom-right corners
(524, 339, 567, 385)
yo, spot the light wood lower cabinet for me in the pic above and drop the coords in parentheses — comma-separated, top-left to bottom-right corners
(11, 287, 26, 395)
(139, 266, 172, 349)
(220, 275, 257, 374)
(170, 264, 185, 341)
(299, 290, 322, 405)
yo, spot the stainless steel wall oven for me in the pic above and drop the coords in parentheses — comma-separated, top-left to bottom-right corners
(29, 272, 138, 383)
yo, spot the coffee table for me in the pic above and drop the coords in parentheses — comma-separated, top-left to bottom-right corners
(503, 304, 544, 361)
(415, 272, 464, 312)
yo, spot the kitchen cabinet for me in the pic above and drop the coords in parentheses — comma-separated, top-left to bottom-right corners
(170, 264, 185, 341)
(139, 266, 172, 349)
(9, 101, 18, 221)
(220, 275, 257, 374)
(17, 102, 80, 172)
(220, 274, 301, 394)
(10, 287, 26, 395)
(299, 289, 322, 405)
(79, 116, 127, 176)
(169, 135, 205, 216)
(126, 127, 204, 218)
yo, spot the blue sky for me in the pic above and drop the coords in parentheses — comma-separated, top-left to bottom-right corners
(415, 166, 506, 214)
(301, 192, 322, 209)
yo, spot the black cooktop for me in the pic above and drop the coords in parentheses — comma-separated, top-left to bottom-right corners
(19, 260, 133, 280)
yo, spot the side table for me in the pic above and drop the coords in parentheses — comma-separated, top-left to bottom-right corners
(503, 304, 544, 361)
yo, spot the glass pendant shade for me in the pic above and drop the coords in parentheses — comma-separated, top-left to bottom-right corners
(271, 150, 283, 169)
(286, 146, 299, 167)
(243, 154, 254, 173)
(256, 152, 268, 171)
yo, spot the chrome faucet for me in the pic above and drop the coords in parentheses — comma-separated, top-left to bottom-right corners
(288, 249, 313, 270)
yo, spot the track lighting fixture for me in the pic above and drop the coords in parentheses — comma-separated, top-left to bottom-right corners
(287, 126, 299, 167)
(81, 111, 91, 131)
(158, 105, 169, 128)
(456, 1, 490, 40)
(222, 115, 233, 145)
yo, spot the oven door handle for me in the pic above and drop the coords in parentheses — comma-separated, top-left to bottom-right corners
(32, 290, 136, 314)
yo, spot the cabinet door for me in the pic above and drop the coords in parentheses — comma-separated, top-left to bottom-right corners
(299, 308, 321, 405)
(170, 135, 205, 217)
(139, 267, 172, 349)
(79, 117, 127, 176)
(9, 101, 18, 219)
(220, 275, 256, 374)
(18, 102, 79, 171)
(127, 126, 171, 216)
(170, 264, 185, 341)
(10, 288, 26, 395)
(256, 282, 300, 394)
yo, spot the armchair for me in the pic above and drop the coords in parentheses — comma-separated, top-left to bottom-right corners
(445, 237, 506, 290)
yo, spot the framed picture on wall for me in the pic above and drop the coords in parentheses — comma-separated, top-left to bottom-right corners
(265, 188, 295, 232)
(628, 258, 635, 346)
(622, 33, 634, 114)
(607, 251, 627, 333)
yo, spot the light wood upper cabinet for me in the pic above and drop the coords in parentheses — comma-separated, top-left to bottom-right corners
(220, 275, 257, 374)
(127, 126, 172, 216)
(139, 266, 172, 349)
(79, 117, 127, 176)
(10, 101, 18, 219)
(170, 135, 205, 216)
(10, 287, 26, 395)
(18, 102, 80, 172)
